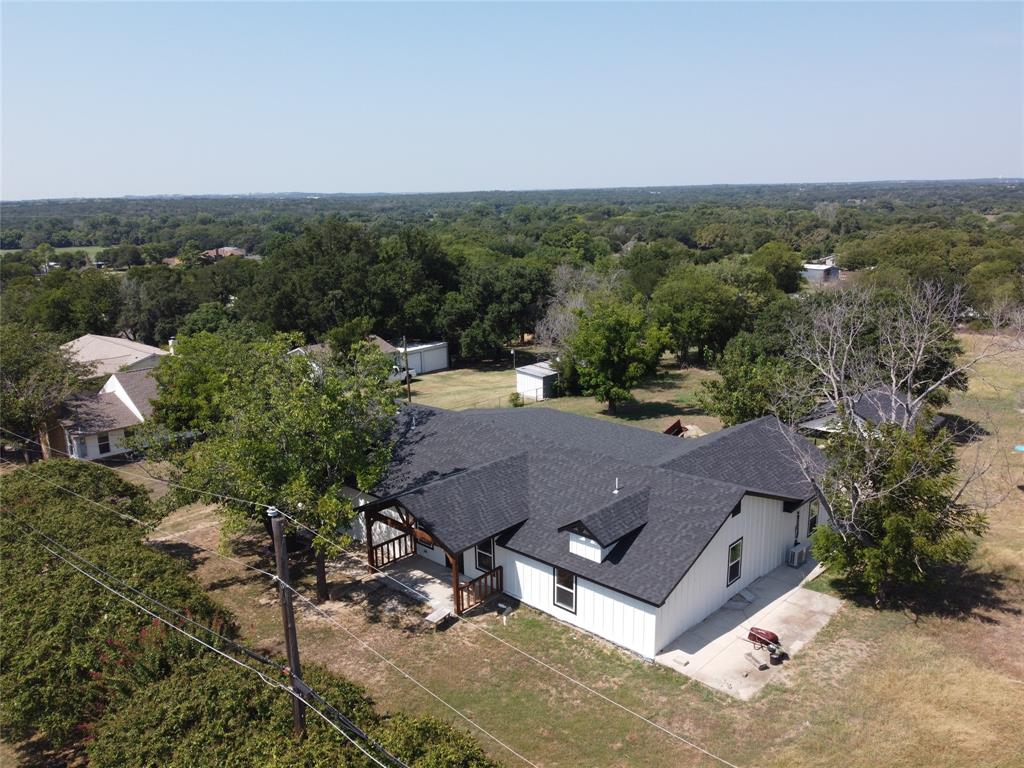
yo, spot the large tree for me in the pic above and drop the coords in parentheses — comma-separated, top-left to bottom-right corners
(811, 422, 987, 603)
(651, 265, 744, 363)
(156, 335, 402, 598)
(565, 297, 666, 413)
(0, 323, 90, 461)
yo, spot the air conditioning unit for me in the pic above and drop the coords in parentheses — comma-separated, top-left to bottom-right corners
(786, 544, 808, 568)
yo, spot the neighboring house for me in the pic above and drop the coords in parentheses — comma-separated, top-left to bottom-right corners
(797, 388, 946, 437)
(200, 246, 247, 260)
(394, 341, 449, 374)
(62, 334, 168, 377)
(60, 367, 158, 460)
(368, 335, 399, 356)
(351, 407, 826, 660)
(515, 361, 558, 401)
(801, 263, 840, 284)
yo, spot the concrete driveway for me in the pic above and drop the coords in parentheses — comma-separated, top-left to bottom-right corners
(655, 562, 842, 700)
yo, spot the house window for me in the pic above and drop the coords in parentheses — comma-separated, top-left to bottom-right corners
(97, 432, 111, 455)
(807, 499, 819, 537)
(727, 538, 743, 586)
(475, 537, 494, 572)
(553, 567, 576, 613)
(417, 533, 434, 550)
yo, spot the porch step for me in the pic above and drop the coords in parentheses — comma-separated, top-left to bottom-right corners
(425, 605, 452, 627)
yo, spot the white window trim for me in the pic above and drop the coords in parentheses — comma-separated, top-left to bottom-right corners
(553, 566, 576, 613)
(807, 499, 819, 537)
(97, 432, 111, 455)
(475, 537, 494, 572)
(727, 537, 743, 586)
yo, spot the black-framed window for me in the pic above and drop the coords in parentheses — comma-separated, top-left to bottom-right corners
(553, 567, 576, 612)
(727, 538, 743, 586)
(97, 432, 111, 455)
(807, 499, 819, 538)
(475, 537, 494, 572)
(417, 532, 434, 550)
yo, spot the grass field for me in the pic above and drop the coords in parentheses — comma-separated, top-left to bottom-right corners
(411, 358, 724, 435)
(7, 334, 1023, 768)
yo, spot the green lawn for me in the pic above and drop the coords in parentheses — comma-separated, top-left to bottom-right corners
(12, 335, 1021, 768)
(411, 359, 723, 435)
(137, 333, 1023, 768)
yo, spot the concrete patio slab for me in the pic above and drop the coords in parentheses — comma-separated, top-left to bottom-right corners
(371, 554, 455, 611)
(656, 562, 842, 700)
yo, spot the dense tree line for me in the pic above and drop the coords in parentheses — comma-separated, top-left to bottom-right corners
(0, 461, 499, 766)
(1, 182, 1021, 360)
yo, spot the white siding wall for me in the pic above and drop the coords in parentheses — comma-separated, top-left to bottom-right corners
(71, 428, 130, 460)
(497, 546, 657, 658)
(568, 533, 610, 563)
(419, 345, 449, 373)
(654, 495, 795, 652)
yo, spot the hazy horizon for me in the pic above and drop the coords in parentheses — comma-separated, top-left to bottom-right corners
(3, 2, 1021, 200)
(3, 176, 1022, 205)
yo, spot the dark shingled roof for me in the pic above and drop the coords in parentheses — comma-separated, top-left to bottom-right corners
(392, 453, 530, 553)
(568, 489, 650, 548)
(660, 416, 821, 501)
(370, 406, 822, 605)
(62, 392, 142, 433)
(110, 368, 158, 419)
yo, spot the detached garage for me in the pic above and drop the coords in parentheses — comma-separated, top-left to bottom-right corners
(516, 361, 558, 401)
(397, 341, 449, 374)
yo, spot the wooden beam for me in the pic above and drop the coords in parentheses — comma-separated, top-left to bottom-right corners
(447, 551, 462, 614)
(364, 509, 375, 573)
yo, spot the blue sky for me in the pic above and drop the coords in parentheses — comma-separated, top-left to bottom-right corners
(2, 2, 1021, 199)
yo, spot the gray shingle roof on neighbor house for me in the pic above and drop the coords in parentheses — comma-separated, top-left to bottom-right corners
(62, 392, 142, 433)
(111, 368, 158, 419)
(370, 405, 822, 606)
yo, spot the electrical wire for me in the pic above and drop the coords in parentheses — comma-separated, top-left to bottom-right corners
(0, 426, 273, 511)
(276, 509, 744, 768)
(0, 458, 538, 768)
(4, 432, 740, 767)
(17, 526, 395, 768)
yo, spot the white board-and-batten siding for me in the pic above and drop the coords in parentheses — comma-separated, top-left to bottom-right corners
(497, 546, 658, 658)
(654, 494, 797, 652)
(568, 533, 610, 563)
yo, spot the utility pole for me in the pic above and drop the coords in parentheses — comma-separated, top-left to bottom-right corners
(269, 507, 306, 740)
(402, 335, 412, 404)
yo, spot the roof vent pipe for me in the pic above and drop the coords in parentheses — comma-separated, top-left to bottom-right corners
(613, 477, 619, 495)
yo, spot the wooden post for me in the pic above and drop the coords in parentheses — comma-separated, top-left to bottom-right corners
(269, 507, 306, 740)
(448, 551, 462, 614)
(314, 549, 329, 602)
(364, 509, 375, 574)
(402, 335, 412, 404)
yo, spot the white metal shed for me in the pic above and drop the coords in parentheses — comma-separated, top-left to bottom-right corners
(515, 361, 558, 401)
(397, 341, 449, 374)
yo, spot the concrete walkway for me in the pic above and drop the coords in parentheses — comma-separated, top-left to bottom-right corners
(656, 562, 842, 700)
(372, 554, 456, 611)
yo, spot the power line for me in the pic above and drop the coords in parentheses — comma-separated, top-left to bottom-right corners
(15, 518, 279, 671)
(0, 426, 273, 511)
(1, 459, 537, 768)
(4, 433, 740, 767)
(17, 526, 396, 768)
(276, 509, 744, 768)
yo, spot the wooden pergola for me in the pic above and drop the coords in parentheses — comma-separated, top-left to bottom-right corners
(363, 504, 503, 615)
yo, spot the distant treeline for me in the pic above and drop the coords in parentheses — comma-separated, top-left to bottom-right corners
(1, 181, 1021, 360)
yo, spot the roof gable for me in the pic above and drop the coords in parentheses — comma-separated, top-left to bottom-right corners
(565, 488, 650, 548)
